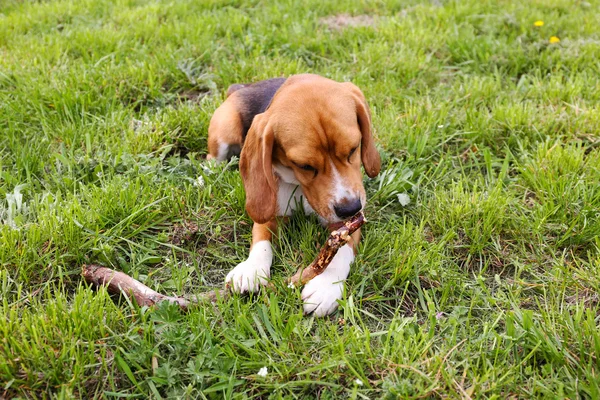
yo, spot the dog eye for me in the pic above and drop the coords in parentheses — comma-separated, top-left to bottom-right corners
(294, 163, 318, 177)
(348, 146, 358, 161)
(299, 164, 316, 172)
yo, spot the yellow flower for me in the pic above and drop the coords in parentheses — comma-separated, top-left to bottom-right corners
(549, 36, 560, 44)
(534, 20, 544, 27)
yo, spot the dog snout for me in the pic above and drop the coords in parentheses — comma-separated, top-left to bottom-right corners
(333, 197, 362, 219)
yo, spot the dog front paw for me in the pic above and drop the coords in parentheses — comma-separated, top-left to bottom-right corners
(300, 244, 353, 316)
(226, 240, 272, 293)
(226, 259, 270, 293)
(301, 273, 344, 316)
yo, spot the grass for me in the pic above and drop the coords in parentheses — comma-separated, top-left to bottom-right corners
(1, 0, 600, 398)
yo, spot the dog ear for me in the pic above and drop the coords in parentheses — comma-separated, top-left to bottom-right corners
(239, 113, 278, 224)
(344, 83, 381, 178)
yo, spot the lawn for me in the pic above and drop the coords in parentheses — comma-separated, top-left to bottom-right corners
(1, 0, 600, 398)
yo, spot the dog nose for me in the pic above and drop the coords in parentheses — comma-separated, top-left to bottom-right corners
(334, 198, 362, 219)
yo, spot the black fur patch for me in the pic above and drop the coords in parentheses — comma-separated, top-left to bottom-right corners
(228, 77, 287, 139)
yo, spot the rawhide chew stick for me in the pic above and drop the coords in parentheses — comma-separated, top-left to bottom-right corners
(288, 211, 365, 287)
(82, 264, 228, 310)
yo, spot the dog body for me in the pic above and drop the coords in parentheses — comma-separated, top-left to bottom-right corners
(207, 74, 380, 316)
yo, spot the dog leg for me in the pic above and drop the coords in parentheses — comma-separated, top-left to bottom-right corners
(301, 229, 360, 316)
(226, 220, 276, 292)
(207, 99, 243, 161)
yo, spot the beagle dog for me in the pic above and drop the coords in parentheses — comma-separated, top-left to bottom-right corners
(207, 74, 380, 316)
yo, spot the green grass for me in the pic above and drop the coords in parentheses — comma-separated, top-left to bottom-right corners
(1, 0, 600, 398)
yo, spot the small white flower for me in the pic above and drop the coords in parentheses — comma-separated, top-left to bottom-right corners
(354, 379, 363, 386)
(257, 367, 268, 377)
(438, 124, 444, 128)
(195, 176, 205, 187)
(287, 282, 296, 289)
(397, 193, 410, 206)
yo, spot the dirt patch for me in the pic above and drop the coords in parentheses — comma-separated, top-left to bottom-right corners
(565, 288, 599, 308)
(176, 89, 211, 103)
(169, 220, 199, 246)
(320, 14, 377, 30)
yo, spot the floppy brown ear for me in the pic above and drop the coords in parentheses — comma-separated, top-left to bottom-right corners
(345, 83, 381, 178)
(239, 113, 278, 224)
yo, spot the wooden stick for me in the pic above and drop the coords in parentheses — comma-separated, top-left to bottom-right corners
(82, 264, 228, 310)
(83, 212, 366, 310)
(288, 211, 366, 287)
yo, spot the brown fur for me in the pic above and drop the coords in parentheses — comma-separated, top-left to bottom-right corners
(209, 73, 380, 229)
(238, 113, 278, 224)
(251, 220, 278, 249)
(207, 78, 287, 161)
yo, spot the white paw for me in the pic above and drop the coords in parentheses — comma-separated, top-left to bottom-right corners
(301, 244, 354, 317)
(226, 259, 270, 292)
(302, 273, 344, 316)
(226, 241, 272, 293)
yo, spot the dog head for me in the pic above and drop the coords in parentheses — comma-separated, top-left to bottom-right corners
(239, 74, 381, 225)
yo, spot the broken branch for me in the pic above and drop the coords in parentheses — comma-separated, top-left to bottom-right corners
(83, 212, 366, 310)
(288, 211, 365, 287)
(82, 264, 228, 311)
